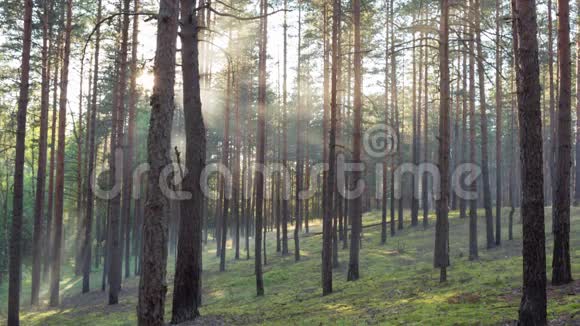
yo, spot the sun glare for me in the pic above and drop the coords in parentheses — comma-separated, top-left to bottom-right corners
(137, 71, 155, 91)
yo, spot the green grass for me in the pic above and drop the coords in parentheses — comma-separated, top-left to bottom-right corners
(3, 207, 579, 325)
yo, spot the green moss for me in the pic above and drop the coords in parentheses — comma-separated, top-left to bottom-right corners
(8, 207, 580, 325)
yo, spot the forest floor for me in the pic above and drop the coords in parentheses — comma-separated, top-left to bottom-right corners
(2, 207, 579, 325)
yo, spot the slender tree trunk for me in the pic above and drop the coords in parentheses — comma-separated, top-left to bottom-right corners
(49, 0, 72, 307)
(515, 0, 547, 323)
(494, 0, 503, 246)
(434, 0, 450, 283)
(137, 0, 179, 323)
(107, 0, 132, 304)
(468, 0, 478, 261)
(347, 0, 362, 282)
(31, 0, 52, 305)
(475, 0, 495, 249)
(254, 0, 267, 297)
(219, 66, 232, 272)
(551, 0, 573, 286)
(294, 2, 302, 262)
(8, 0, 33, 322)
(82, 0, 103, 293)
(122, 0, 140, 279)
(548, 0, 556, 208)
(574, 0, 580, 206)
(281, 0, 289, 256)
(44, 29, 61, 281)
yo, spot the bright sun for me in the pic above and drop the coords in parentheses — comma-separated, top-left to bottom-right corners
(137, 71, 155, 91)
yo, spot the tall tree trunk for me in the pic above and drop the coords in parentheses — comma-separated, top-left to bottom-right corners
(82, 0, 103, 293)
(44, 29, 62, 281)
(137, 0, 179, 323)
(31, 0, 52, 305)
(468, 0, 478, 261)
(347, 0, 362, 282)
(8, 0, 33, 322)
(49, 0, 72, 307)
(172, 0, 205, 321)
(219, 66, 232, 272)
(381, 0, 389, 244)
(108, 0, 131, 305)
(122, 0, 140, 279)
(434, 0, 450, 283)
(294, 2, 302, 262)
(551, 0, 573, 286)
(411, 24, 419, 227)
(281, 0, 289, 256)
(494, 0, 503, 246)
(548, 0, 556, 208)
(422, 33, 430, 227)
(254, 0, 267, 297)
(574, 0, 580, 206)
(475, 0, 495, 249)
(515, 0, 547, 323)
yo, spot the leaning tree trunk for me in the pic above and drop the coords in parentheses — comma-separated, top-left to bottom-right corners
(137, 0, 179, 324)
(515, 0, 547, 323)
(49, 0, 72, 307)
(8, 0, 33, 322)
(434, 0, 450, 283)
(171, 0, 206, 322)
(551, 0, 573, 286)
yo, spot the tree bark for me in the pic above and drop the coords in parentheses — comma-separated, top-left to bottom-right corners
(475, 0, 495, 249)
(137, 0, 179, 323)
(254, 0, 267, 297)
(49, 0, 72, 307)
(31, 0, 52, 305)
(82, 0, 103, 294)
(171, 0, 206, 321)
(8, 0, 33, 322)
(515, 0, 547, 323)
(347, 0, 362, 282)
(551, 0, 573, 286)
(434, 0, 450, 283)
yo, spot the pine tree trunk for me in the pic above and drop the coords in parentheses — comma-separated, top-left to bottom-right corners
(82, 0, 102, 294)
(551, 0, 573, 286)
(475, 0, 495, 249)
(515, 0, 547, 323)
(347, 0, 362, 282)
(494, 0, 503, 247)
(254, 0, 267, 297)
(434, 0, 450, 283)
(281, 0, 289, 256)
(294, 2, 303, 262)
(171, 0, 205, 321)
(49, 0, 72, 307)
(468, 0, 479, 261)
(8, 0, 33, 322)
(122, 0, 140, 280)
(31, 0, 52, 305)
(137, 0, 179, 323)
